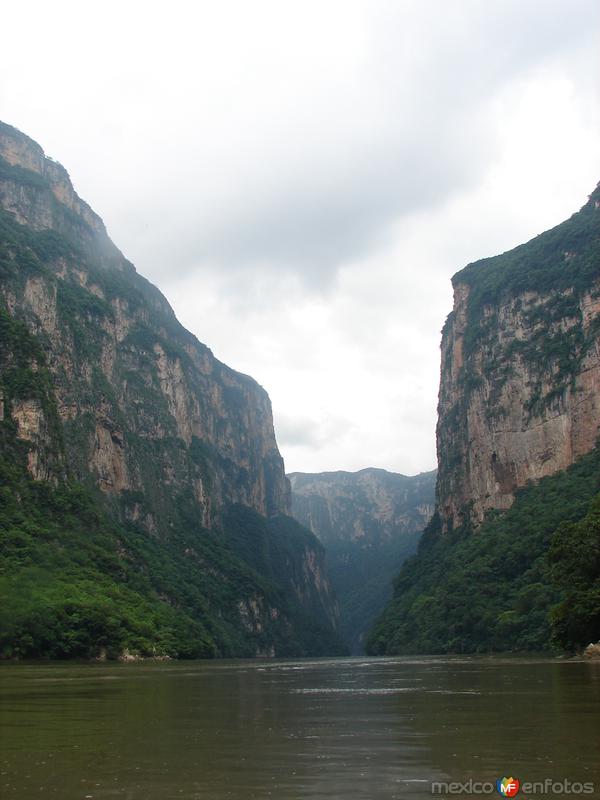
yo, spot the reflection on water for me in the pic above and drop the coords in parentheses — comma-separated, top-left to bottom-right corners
(1, 656, 599, 799)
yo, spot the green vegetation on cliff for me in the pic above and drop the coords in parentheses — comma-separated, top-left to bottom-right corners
(367, 445, 600, 655)
(0, 467, 214, 659)
(0, 124, 345, 660)
(451, 183, 600, 414)
(0, 467, 345, 660)
(0, 307, 345, 659)
(455, 183, 599, 323)
(326, 534, 422, 653)
(549, 495, 600, 651)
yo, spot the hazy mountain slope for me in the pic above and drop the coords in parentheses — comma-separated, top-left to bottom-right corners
(289, 468, 435, 653)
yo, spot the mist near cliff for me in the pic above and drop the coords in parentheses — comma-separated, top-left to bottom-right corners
(1, 0, 599, 473)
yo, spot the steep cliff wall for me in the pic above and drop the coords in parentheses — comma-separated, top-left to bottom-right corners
(367, 184, 600, 656)
(289, 468, 435, 652)
(0, 120, 341, 659)
(437, 185, 600, 530)
(0, 121, 290, 525)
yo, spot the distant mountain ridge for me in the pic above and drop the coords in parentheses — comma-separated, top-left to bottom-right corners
(289, 467, 435, 653)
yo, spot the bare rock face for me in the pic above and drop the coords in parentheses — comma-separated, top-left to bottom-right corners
(0, 121, 290, 527)
(583, 643, 600, 659)
(436, 185, 600, 530)
(11, 398, 53, 481)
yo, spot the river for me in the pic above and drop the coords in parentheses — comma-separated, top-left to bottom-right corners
(1, 656, 599, 799)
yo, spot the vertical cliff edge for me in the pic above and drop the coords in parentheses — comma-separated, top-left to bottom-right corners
(368, 185, 600, 655)
(0, 120, 343, 659)
(437, 185, 600, 530)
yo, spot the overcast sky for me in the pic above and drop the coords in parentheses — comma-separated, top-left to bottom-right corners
(2, 1, 599, 475)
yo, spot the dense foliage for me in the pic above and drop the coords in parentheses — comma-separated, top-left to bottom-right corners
(0, 463, 214, 659)
(366, 445, 600, 655)
(548, 494, 600, 651)
(326, 535, 421, 653)
(0, 434, 345, 660)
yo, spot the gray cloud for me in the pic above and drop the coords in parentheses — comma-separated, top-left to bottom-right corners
(274, 412, 355, 450)
(1, 0, 598, 474)
(100, 0, 600, 289)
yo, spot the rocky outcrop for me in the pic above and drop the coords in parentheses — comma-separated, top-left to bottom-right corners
(583, 643, 600, 659)
(436, 184, 600, 530)
(11, 398, 54, 481)
(289, 468, 435, 652)
(0, 122, 106, 238)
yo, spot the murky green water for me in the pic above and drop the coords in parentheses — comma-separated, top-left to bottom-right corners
(1, 656, 599, 799)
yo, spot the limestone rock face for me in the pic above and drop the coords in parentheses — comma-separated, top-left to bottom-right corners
(11, 398, 53, 481)
(0, 124, 105, 236)
(0, 121, 290, 527)
(436, 185, 600, 530)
